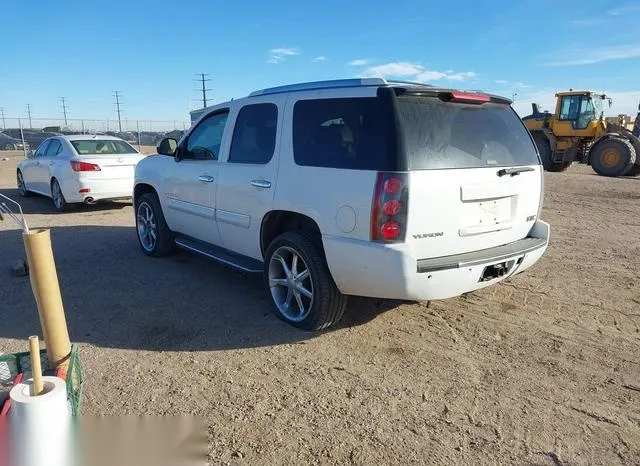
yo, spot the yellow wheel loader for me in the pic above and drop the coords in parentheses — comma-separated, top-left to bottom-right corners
(523, 91, 640, 177)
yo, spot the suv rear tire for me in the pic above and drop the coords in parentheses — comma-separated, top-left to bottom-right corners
(264, 231, 347, 330)
(135, 192, 175, 257)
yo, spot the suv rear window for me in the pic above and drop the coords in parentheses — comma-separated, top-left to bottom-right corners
(397, 97, 539, 170)
(293, 97, 393, 170)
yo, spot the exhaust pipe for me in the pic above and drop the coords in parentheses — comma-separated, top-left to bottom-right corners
(84, 197, 95, 205)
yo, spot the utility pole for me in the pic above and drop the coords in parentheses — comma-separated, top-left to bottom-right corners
(60, 97, 68, 125)
(512, 92, 518, 102)
(113, 91, 123, 132)
(0, 107, 5, 129)
(195, 73, 212, 108)
(26, 104, 33, 129)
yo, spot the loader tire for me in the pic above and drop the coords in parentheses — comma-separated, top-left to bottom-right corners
(627, 164, 640, 177)
(590, 138, 636, 177)
(533, 133, 571, 172)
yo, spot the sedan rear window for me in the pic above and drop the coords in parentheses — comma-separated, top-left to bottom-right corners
(397, 97, 540, 169)
(71, 140, 137, 155)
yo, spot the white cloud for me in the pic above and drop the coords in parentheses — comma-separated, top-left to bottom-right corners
(312, 56, 327, 63)
(544, 44, 640, 66)
(494, 80, 533, 89)
(607, 3, 640, 16)
(349, 59, 370, 66)
(445, 71, 477, 81)
(267, 47, 300, 64)
(570, 18, 606, 26)
(358, 62, 423, 77)
(357, 61, 477, 82)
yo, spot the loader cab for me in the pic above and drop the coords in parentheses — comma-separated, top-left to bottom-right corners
(552, 91, 608, 136)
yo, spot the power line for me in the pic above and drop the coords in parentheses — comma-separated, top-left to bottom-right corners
(113, 91, 123, 132)
(195, 73, 212, 108)
(26, 104, 32, 129)
(60, 97, 68, 125)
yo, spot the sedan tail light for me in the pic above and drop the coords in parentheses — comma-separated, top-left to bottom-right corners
(71, 161, 101, 171)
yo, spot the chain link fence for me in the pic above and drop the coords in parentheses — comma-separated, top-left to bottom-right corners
(0, 117, 190, 151)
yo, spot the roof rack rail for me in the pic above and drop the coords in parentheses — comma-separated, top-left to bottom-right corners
(385, 80, 433, 88)
(249, 78, 388, 97)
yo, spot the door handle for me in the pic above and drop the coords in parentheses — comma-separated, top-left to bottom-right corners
(250, 179, 271, 189)
(198, 175, 215, 183)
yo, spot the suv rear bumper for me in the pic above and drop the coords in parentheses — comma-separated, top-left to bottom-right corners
(323, 220, 550, 301)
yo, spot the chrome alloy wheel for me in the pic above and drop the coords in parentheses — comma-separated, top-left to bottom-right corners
(137, 201, 157, 252)
(52, 180, 64, 210)
(268, 246, 314, 322)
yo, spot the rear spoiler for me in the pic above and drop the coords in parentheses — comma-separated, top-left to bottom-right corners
(392, 86, 511, 105)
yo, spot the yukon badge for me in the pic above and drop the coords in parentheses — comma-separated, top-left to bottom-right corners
(413, 232, 444, 239)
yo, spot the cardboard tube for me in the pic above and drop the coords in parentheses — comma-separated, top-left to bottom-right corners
(28, 336, 44, 396)
(22, 229, 71, 370)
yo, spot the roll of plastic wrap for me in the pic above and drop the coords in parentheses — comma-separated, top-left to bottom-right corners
(9, 376, 71, 466)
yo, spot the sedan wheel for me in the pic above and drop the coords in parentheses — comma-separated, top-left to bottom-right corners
(51, 179, 69, 211)
(17, 171, 30, 197)
(268, 246, 314, 322)
(4, 143, 15, 151)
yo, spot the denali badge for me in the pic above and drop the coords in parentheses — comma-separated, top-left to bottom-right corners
(413, 232, 444, 239)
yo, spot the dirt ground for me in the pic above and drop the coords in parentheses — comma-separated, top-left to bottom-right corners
(1, 151, 639, 465)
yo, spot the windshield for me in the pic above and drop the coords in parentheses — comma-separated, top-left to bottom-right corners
(397, 97, 540, 169)
(575, 96, 599, 129)
(591, 97, 604, 117)
(71, 140, 137, 155)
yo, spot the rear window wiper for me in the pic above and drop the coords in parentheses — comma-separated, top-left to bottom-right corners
(497, 167, 535, 177)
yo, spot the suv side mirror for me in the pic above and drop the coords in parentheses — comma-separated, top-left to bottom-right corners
(157, 138, 178, 156)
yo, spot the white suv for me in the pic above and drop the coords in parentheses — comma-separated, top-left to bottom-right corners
(134, 78, 550, 330)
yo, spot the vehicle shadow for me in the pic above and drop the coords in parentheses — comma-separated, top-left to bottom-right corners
(0, 225, 398, 351)
(0, 188, 130, 215)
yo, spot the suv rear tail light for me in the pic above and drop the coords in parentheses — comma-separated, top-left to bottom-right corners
(71, 161, 101, 172)
(371, 172, 409, 243)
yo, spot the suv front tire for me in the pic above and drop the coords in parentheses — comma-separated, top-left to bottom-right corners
(135, 192, 175, 257)
(264, 232, 347, 330)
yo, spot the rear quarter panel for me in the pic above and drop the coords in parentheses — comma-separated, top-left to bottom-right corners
(273, 88, 380, 241)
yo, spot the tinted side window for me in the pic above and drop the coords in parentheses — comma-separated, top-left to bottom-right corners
(185, 111, 229, 160)
(228, 103, 278, 164)
(34, 140, 51, 157)
(292, 97, 392, 170)
(45, 140, 62, 156)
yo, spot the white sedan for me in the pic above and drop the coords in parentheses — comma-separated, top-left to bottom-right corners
(17, 135, 146, 211)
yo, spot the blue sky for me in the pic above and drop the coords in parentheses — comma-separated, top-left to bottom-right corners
(1, 0, 639, 124)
